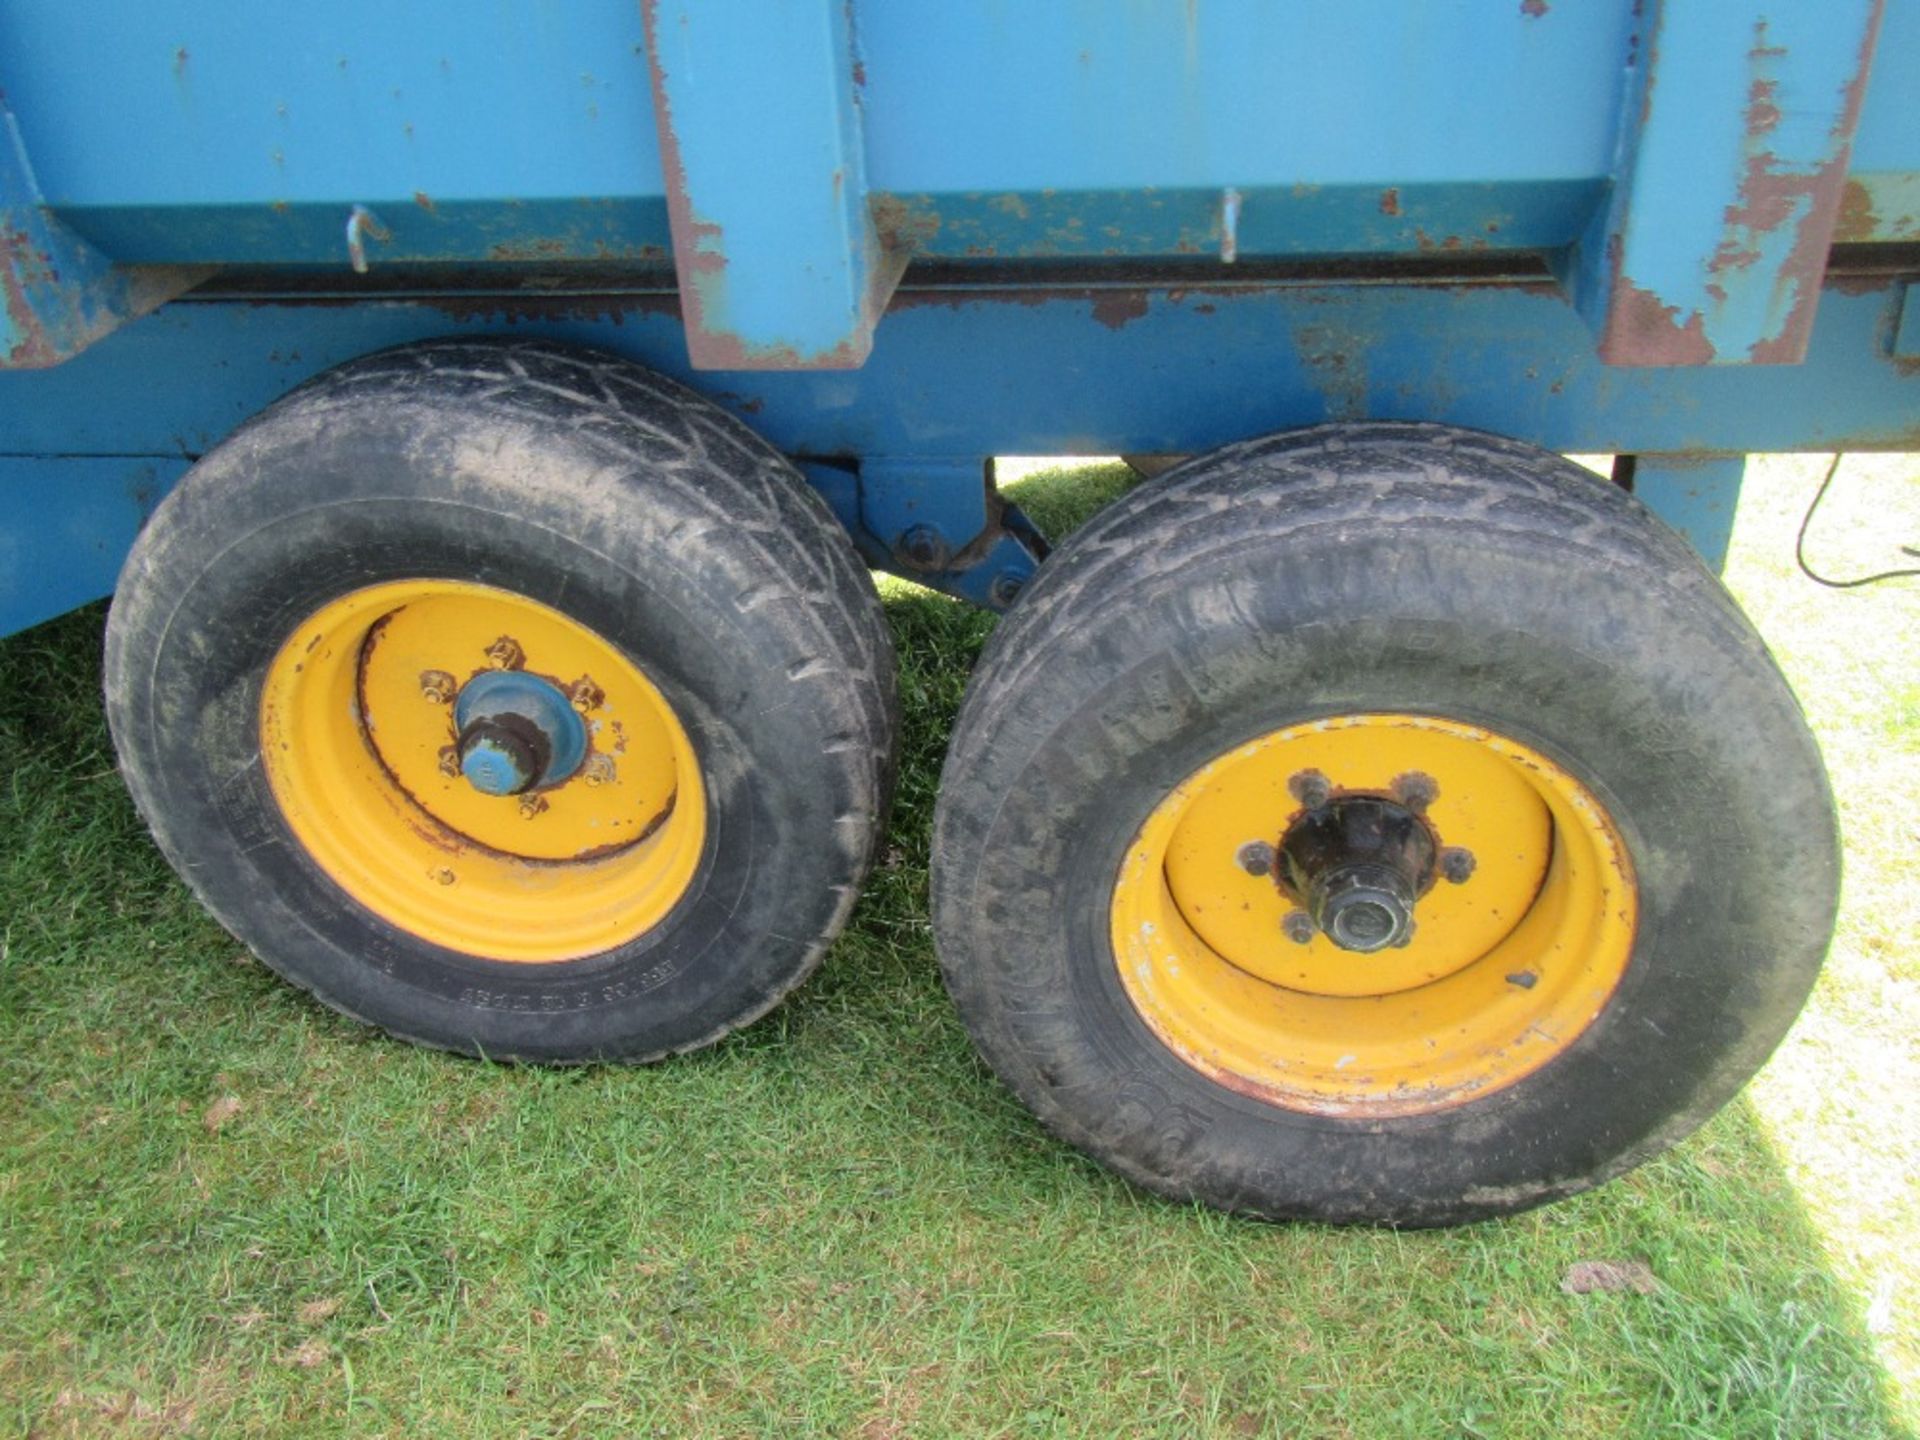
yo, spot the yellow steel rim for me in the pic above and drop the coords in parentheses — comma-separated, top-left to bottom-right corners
(1110, 714, 1636, 1116)
(259, 580, 706, 963)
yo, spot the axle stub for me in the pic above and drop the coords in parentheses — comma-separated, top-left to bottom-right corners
(1278, 795, 1437, 953)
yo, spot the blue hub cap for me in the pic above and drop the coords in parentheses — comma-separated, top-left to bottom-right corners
(451, 671, 589, 797)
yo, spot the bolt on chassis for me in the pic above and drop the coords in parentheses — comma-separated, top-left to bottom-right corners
(4, 0, 1917, 1224)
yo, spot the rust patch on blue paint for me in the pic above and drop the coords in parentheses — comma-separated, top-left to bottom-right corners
(1835, 179, 1880, 242)
(1090, 292, 1150, 330)
(871, 195, 942, 252)
(1598, 6, 1884, 366)
(1737, 14, 1883, 363)
(1602, 274, 1716, 365)
(1, 224, 60, 368)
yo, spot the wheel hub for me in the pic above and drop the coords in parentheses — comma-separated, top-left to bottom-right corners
(1278, 795, 1436, 952)
(450, 670, 588, 796)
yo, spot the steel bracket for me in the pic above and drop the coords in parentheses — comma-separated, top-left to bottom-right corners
(1, 102, 208, 369)
(798, 457, 1048, 610)
(1618, 453, 1746, 571)
(640, 0, 904, 371)
(1561, 0, 1884, 367)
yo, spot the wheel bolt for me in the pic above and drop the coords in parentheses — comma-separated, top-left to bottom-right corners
(1288, 769, 1332, 810)
(1392, 771, 1439, 813)
(419, 670, 457, 704)
(566, 676, 605, 713)
(484, 636, 525, 670)
(437, 745, 461, 778)
(1441, 847, 1476, 884)
(897, 524, 952, 573)
(1236, 841, 1275, 876)
(1282, 910, 1316, 945)
(582, 754, 617, 787)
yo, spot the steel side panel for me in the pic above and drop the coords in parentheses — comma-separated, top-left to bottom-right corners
(1, 279, 1917, 461)
(2, 277, 1917, 635)
(5, 0, 1918, 268)
(0, 456, 190, 631)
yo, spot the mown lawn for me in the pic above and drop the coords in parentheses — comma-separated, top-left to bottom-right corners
(2, 455, 1915, 1438)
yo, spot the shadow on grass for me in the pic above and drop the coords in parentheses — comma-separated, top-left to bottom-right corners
(0, 460, 1908, 1435)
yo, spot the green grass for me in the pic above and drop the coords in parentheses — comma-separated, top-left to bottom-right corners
(2, 455, 1916, 1438)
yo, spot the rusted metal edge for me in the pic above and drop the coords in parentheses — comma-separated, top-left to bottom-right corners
(637, 0, 903, 371)
(1586, 1, 1887, 367)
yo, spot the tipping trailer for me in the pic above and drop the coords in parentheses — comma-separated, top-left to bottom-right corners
(3, 1, 1916, 1224)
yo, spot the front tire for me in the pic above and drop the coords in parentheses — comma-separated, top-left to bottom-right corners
(932, 424, 1835, 1226)
(106, 340, 897, 1061)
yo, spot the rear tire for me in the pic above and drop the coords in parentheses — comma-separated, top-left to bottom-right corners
(932, 423, 1835, 1225)
(107, 340, 897, 1061)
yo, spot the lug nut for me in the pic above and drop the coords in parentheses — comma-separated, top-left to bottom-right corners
(419, 670, 457, 704)
(1288, 769, 1332, 810)
(1440, 847, 1477, 884)
(566, 676, 605, 713)
(1391, 771, 1439, 813)
(1282, 910, 1316, 945)
(484, 635, 525, 671)
(1236, 841, 1276, 876)
(517, 793, 549, 819)
(582, 754, 617, 787)
(437, 745, 461, 778)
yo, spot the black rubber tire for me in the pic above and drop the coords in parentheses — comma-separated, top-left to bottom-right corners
(105, 339, 897, 1062)
(931, 423, 1836, 1226)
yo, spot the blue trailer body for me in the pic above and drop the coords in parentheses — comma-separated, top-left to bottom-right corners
(3, 0, 1919, 634)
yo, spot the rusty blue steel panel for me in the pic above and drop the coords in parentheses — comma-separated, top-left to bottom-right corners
(5, 277, 1920, 462)
(3, 0, 1917, 338)
(857, 1, 1634, 262)
(4, 270, 1920, 635)
(1565, 0, 1885, 366)
(1, 103, 203, 367)
(1843, 0, 1920, 241)
(639, 0, 902, 369)
(0, 1, 672, 268)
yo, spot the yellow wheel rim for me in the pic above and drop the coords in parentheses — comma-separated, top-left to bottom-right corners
(1110, 714, 1636, 1116)
(259, 580, 706, 963)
